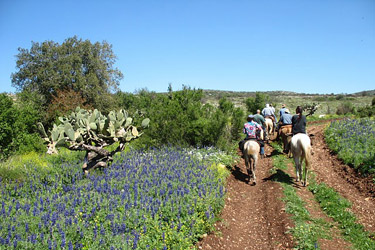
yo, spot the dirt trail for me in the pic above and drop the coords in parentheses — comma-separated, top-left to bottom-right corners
(197, 122, 375, 250)
(197, 145, 294, 250)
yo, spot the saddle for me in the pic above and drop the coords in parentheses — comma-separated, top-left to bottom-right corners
(280, 124, 292, 128)
(239, 138, 264, 151)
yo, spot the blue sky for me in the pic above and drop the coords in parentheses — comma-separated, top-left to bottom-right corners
(0, 0, 374, 94)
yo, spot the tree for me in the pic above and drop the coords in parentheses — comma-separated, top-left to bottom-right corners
(0, 94, 15, 158)
(45, 89, 93, 125)
(245, 92, 268, 114)
(11, 36, 123, 110)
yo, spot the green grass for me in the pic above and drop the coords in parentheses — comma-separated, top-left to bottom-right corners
(0, 148, 85, 181)
(309, 180, 375, 250)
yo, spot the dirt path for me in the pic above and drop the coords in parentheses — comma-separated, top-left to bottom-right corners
(197, 121, 375, 250)
(197, 145, 294, 250)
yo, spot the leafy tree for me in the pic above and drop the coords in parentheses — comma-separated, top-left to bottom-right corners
(45, 89, 93, 125)
(245, 92, 268, 114)
(0, 94, 15, 159)
(218, 97, 244, 141)
(219, 97, 234, 114)
(11, 36, 123, 110)
(0, 93, 44, 160)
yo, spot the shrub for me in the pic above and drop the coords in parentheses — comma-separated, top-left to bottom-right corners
(336, 101, 354, 115)
(116, 86, 242, 152)
(244, 92, 269, 114)
(356, 98, 375, 118)
(0, 93, 44, 160)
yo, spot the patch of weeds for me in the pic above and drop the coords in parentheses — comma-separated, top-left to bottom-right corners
(270, 155, 289, 173)
(270, 141, 284, 154)
(309, 179, 375, 249)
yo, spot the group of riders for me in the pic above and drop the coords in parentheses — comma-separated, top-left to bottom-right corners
(239, 103, 307, 157)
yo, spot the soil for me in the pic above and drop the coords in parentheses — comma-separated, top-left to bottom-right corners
(196, 121, 375, 250)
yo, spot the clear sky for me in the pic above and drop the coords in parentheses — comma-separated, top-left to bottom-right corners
(0, 0, 374, 94)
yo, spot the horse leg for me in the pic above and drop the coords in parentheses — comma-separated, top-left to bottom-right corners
(299, 157, 304, 184)
(252, 156, 257, 185)
(294, 157, 300, 182)
(303, 158, 308, 187)
(244, 154, 251, 182)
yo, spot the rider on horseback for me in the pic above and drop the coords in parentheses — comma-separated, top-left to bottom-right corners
(239, 115, 265, 157)
(279, 104, 287, 117)
(262, 103, 277, 129)
(276, 108, 292, 139)
(253, 109, 266, 130)
(291, 106, 316, 157)
(292, 106, 306, 135)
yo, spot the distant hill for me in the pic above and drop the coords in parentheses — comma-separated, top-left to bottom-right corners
(352, 90, 375, 96)
(202, 89, 375, 98)
(201, 89, 375, 116)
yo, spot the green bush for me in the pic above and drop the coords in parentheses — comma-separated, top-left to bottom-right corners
(336, 101, 355, 115)
(244, 92, 269, 114)
(0, 93, 44, 160)
(116, 86, 243, 152)
(356, 98, 375, 118)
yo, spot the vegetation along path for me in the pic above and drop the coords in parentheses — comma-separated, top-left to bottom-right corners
(197, 122, 375, 250)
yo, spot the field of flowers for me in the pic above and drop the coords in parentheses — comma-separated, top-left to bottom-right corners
(0, 147, 234, 249)
(325, 118, 375, 175)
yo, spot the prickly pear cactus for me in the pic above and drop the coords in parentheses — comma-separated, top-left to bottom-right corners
(302, 103, 320, 116)
(38, 107, 150, 173)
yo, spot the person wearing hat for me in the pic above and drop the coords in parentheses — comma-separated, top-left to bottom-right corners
(262, 103, 277, 130)
(238, 115, 265, 157)
(279, 104, 287, 117)
(276, 108, 293, 140)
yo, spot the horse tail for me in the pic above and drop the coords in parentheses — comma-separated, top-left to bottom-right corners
(302, 139, 311, 169)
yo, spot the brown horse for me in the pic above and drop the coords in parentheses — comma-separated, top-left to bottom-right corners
(279, 124, 292, 157)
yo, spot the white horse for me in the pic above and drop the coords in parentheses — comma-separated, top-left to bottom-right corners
(265, 118, 274, 140)
(290, 133, 312, 187)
